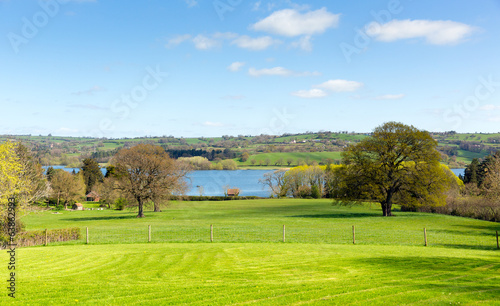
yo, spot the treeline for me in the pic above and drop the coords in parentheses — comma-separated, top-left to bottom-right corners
(164, 148, 235, 161)
(427, 151, 500, 222)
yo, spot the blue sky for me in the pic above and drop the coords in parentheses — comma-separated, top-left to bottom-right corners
(1, 0, 499, 138)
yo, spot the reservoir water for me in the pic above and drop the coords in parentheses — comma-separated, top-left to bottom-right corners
(43, 166, 466, 197)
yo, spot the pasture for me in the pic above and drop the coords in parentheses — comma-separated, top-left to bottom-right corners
(3, 199, 500, 304)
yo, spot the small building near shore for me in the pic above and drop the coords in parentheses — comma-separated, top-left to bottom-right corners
(86, 191, 100, 202)
(226, 188, 240, 197)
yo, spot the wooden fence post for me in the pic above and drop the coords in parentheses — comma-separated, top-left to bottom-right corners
(283, 225, 286, 243)
(45, 229, 48, 246)
(496, 231, 499, 250)
(148, 225, 151, 243)
(210, 224, 213, 242)
(424, 228, 428, 247)
(86, 227, 89, 244)
(352, 225, 355, 244)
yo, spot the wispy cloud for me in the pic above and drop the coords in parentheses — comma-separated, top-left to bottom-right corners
(71, 85, 105, 96)
(203, 121, 224, 127)
(291, 35, 312, 51)
(293, 79, 363, 99)
(68, 103, 108, 110)
(165, 34, 192, 48)
(366, 19, 477, 45)
(184, 0, 198, 8)
(166, 33, 280, 51)
(291, 89, 327, 99)
(480, 104, 500, 111)
(231, 35, 281, 51)
(314, 80, 363, 92)
(193, 34, 220, 50)
(227, 62, 245, 72)
(249, 66, 320, 77)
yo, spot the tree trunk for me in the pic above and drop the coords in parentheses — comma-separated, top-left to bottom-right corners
(153, 201, 161, 212)
(137, 199, 145, 218)
(381, 191, 394, 217)
(64, 200, 68, 210)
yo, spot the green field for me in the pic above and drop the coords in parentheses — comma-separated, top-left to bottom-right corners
(3, 199, 500, 304)
(238, 152, 343, 168)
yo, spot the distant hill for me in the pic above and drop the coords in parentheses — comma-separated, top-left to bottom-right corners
(1, 131, 498, 169)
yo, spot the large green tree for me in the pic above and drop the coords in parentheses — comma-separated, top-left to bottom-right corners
(81, 158, 104, 194)
(330, 122, 457, 216)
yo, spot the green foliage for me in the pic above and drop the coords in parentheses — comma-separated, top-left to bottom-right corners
(114, 197, 128, 210)
(2, 227, 80, 248)
(81, 158, 104, 194)
(331, 122, 457, 216)
(310, 184, 321, 199)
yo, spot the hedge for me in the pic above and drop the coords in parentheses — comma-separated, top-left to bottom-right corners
(1, 227, 81, 249)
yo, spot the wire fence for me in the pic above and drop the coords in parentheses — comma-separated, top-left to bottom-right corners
(42, 224, 500, 250)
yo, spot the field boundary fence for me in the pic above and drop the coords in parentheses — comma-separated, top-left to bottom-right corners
(34, 225, 500, 250)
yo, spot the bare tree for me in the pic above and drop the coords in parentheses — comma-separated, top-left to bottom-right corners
(259, 169, 287, 198)
(112, 144, 190, 217)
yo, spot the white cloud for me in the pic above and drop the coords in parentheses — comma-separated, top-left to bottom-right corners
(252, 8, 340, 37)
(165, 34, 191, 48)
(213, 32, 239, 40)
(315, 80, 363, 92)
(227, 62, 245, 72)
(231, 35, 281, 50)
(203, 121, 224, 127)
(248, 67, 321, 77)
(291, 35, 312, 51)
(192, 35, 219, 50)
(365, 19, 477, 45)
(292, 89, 327, 99)
(480, 104, 500, 111)
(249, 67, 293, 77)
(374, 94, 405, 100)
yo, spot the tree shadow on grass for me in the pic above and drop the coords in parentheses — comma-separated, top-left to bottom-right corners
(452, 224, 500, 231)
(61, 215, 137, 222)
(288, 213, 380, 219)
(430, 228, 497, 238)
(431, 243, 499, 251)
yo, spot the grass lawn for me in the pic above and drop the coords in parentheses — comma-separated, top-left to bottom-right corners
(3, 243, 499, 305)
(21, 199, 500, 247)
(4, 199, 499, 304)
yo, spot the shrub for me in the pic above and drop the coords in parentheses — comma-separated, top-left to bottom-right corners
(1, 227, 80, 249)
(115, 198, 128, 210)
(311, 185, 321, 199)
